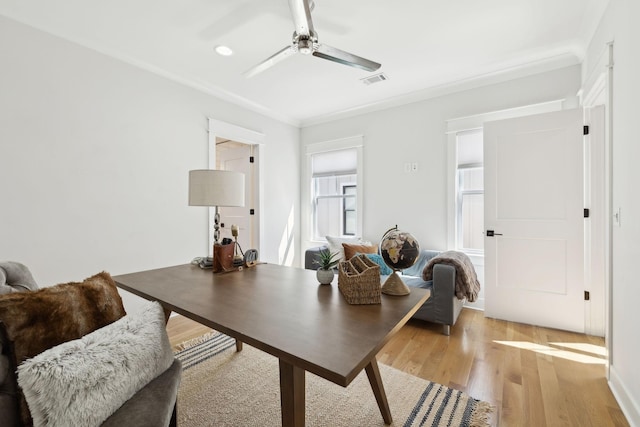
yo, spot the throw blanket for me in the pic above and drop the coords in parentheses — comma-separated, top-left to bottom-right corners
(422, 251, 481, 302)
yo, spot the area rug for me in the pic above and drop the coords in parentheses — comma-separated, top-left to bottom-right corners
(175, 332, 492, 427)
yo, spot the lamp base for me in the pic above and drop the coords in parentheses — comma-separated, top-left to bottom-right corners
(213, 242, 236, 273)
(381, 271, 411, 296)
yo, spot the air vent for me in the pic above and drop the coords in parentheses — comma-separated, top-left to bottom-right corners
(361, 73, 388, 86)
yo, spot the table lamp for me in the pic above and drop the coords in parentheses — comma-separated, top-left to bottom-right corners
(188, 169, 245, 258)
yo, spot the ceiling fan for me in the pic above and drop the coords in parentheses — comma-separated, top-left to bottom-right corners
(244, 0, 381, 78)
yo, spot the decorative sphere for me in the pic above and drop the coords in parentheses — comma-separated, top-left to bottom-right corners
(379, 228, 420, 271)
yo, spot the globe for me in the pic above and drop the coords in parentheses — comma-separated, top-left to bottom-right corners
(380, 228, 420, 271)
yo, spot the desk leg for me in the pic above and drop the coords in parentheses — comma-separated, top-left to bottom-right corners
(365, 357, 392, 424)
(279, 360, 305, 427)
(235, 339, 243, 352)
(162, 306, 172, 325)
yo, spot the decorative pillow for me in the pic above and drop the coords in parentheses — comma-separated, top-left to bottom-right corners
(18, 300, 175, 427)
(343, 243, 378, 260)
(366, 253, 393, 275)
(325, 236, 371, 261)
(0, 271, 126, 426)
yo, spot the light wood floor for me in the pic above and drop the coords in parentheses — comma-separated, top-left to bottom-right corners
(166, 308, 628, 427)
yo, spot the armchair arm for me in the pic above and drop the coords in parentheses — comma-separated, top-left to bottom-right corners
(412, 263, 464, 335)
(304, 246, 328, 270)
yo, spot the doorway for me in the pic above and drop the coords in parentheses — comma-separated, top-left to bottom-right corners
(483, 106, 606, 335)
(215, 138, 258, 255)
(207, 118, 264, 259)
(484, 108, 586, 332)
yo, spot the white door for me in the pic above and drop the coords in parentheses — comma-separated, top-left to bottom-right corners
(484, 109, 585, 332)
(216, 141, 259, 255)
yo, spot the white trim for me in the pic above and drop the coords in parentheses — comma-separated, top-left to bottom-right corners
(302, 53, 580, 127)
(208, 118, 265, 145)
(446, 133, 457, 250)
(446, 100, 565, 134)
(580, 42, 610, 106)
(603, 41, 614, 380)
(579, 40, 614, 372)
(581, 72, 607, 107)
(582, 105, 606, 338)
(609, 366, 640, 427)
(6, 13, 585, 128)
(305, 135, 364, 153)
(207, 118, 265, 258)
(2, 18, 301, 127)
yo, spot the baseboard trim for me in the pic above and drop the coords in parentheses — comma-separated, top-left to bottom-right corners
(463, 297, 485, 311)
(609, 365, 640, 427)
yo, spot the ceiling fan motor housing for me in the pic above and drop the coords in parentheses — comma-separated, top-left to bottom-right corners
(297, 37, 314, 55)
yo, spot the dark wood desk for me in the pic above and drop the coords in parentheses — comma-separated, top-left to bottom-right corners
(114, 263, 429, 426)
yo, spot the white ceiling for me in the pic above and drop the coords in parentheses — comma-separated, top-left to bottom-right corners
(0, 0, 608, 126)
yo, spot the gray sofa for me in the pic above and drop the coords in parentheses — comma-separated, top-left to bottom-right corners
(305, 247, 464, 335)
(0, 262, 181, 427)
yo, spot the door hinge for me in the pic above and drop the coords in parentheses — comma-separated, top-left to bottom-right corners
(583, 125, 589, 135)
(584, 291, 590, 301)
(584, 208, 590, 218)
(249, 156, 254, 163)
(250, 209, 255, 215)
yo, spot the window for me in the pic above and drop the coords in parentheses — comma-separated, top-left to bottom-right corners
(446, 100, 565, 254)
(311, 148, 358, 240)
(456, 129, 484, 253)
(342, 185, 356, 235)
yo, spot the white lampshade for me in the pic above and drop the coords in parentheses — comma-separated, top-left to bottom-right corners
(188, 170, 245, 207)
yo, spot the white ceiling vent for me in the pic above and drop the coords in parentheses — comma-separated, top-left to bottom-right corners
(360, 73, 388, 86)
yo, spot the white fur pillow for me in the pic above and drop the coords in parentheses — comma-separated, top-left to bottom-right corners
(17, 300, 175, 427)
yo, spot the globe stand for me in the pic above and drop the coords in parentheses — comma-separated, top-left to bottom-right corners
(381, 270, 411, 296)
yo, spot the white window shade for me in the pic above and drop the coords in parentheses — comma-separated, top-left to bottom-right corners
(457, 129, 483, 167)
(312, 148, 357, 177)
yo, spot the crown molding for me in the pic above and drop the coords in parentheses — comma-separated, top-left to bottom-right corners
(300, 52, 581, 128)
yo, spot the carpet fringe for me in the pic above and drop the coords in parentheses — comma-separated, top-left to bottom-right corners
(174, 331, 221, 352)
(469, 401, 494, 427)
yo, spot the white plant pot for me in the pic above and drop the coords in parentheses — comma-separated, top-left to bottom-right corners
(316, 268, 334, 285)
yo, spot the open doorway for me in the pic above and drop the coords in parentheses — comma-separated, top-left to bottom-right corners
(215, 138, 259, 256)
(207, 118, 264, 260)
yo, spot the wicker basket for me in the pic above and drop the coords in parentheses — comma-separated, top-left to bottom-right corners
(338, 254, 381, 304)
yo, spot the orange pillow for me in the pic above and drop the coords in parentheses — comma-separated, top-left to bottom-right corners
(342, 243, 378, 260)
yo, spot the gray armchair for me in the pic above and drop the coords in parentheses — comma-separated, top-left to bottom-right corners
(0, 262, 181, 427)
(305, 248, 464, 335)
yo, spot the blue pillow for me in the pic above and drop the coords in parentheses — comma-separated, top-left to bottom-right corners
(364, 253, 393, 275)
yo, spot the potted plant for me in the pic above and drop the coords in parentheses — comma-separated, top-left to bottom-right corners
(314, 249, 339, 285)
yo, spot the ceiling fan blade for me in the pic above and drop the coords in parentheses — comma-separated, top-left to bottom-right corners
(243, 45, 296, 78)
(313, 44, 381, 72)
(288, 0, 314, 36)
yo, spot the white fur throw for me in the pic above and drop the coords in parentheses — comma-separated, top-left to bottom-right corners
(17, 300, 175, 427)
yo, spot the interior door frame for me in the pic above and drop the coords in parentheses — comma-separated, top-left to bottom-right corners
(446, 99, 608, 337)
(579, 41, 613, 376)
(207, 118, 265, 258)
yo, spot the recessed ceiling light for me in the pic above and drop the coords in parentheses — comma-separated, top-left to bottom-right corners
(215, 45, 233, 56)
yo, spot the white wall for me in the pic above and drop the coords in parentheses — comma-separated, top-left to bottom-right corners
(301, 66, 581, 249)
(0, 16, 300, 312)
(301, 66, 580, 311)
(584, 1, 640, 425)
